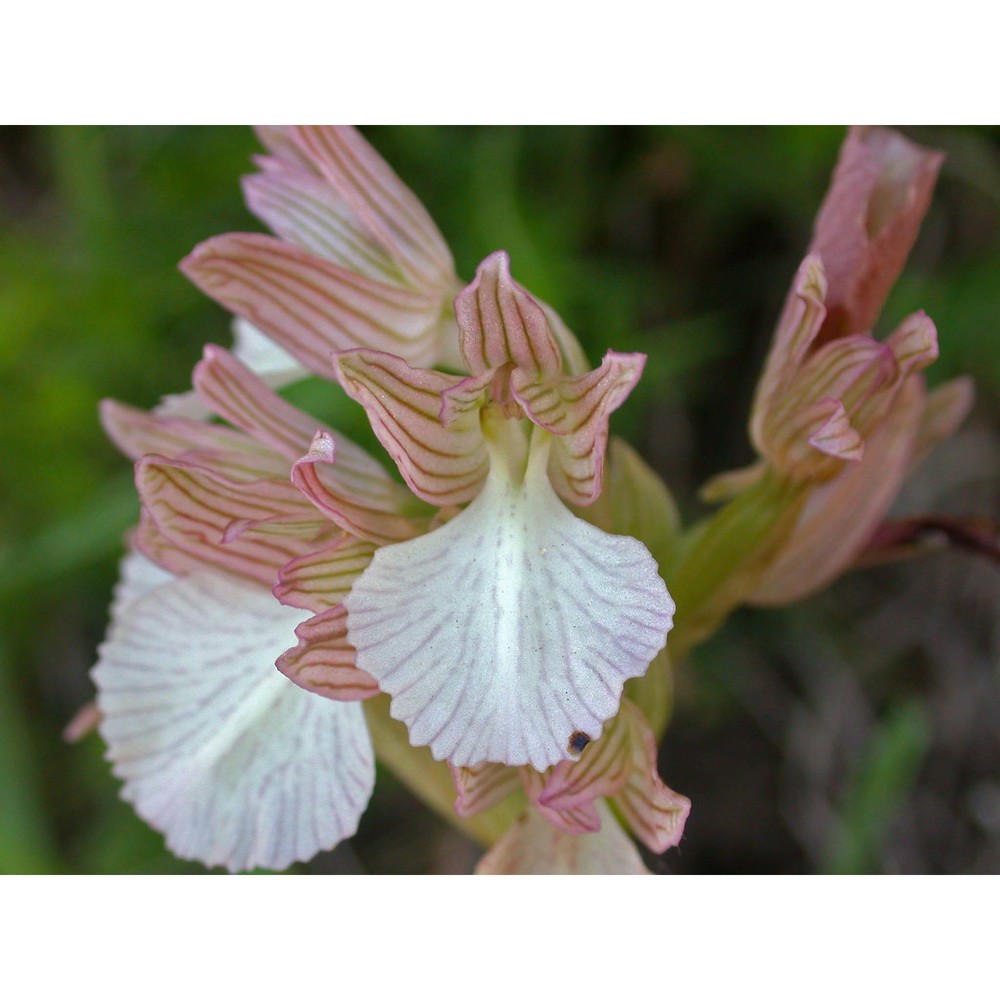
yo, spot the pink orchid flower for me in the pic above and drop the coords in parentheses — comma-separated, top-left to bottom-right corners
(93, 242, 678, 870)
(702, 127, 974, 605)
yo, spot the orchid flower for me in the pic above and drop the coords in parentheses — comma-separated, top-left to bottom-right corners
(93, 237, 680, 871)
(698, 127, 974, 607)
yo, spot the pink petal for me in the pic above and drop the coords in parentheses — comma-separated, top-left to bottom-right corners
(513, 350, 646, 505)
(100, 399, 287, 480)
(608, 702, 691, 853)
(450, 762, 523, 819)
(181, 233, 444, 375)
(454, 250, 563, 382)
(244, 155, 402, 285)
(475, 804, 651, 875)
(288, 126, 456, 293)
(750, 255, 828, 453)
(750, 375, 926, 605)
(334, 349, 490, 507)
(273, 536, 376, 614)
(277, 604, 380, 702)
(810, 126, 944, 342)
(291, 430, 426, 545)
(136, 457, 329, 585)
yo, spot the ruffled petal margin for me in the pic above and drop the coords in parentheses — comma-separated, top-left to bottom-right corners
(344, 434, 673, 770)
(92, 565, 374, 872)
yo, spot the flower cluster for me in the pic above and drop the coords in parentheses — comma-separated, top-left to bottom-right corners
(91, 125, 973, 875)
(93, 126, 686, 873)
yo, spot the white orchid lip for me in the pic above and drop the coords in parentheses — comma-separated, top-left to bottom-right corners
(344, 425, 674, 771)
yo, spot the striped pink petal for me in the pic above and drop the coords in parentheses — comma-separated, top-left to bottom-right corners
(610, 702, 691, 854)
(274, 536, 376, 613)
(287, 126, 455, 293)
(181, 233, 444, 374)
(344, 433, 673, 770)
(334, 349, 490, 507)
(277, 604, 380, 702)
(751, 376, 926, 605)
(454, 250, 562, 381)
(93, 569, 374, 872)
(513, 350, 646, 506)
(100, 399, 286, 480)
(751, 255, 828, 452)
(244, 155, 401, 285)
(292, 430, 426, 545)
(136, 457, 329, 586)
(450, 762, 522, 819)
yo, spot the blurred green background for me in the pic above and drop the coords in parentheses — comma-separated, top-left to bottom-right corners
(1, 126, 997, 873)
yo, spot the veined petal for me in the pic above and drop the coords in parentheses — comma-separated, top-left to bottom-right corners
(521, 765, 602, 836)
(244, 155, 402, 285)
(194, 345, 398, 491)
(811, 126, 944, 342)
(100, 399, 287, 481)
(181, 233, 444, 374)
(274, 536, 377, 613)
(277, 604, 380, 702)
(344, 431, 673, 770)
(608, 702, 691, 853)
(475, 803, 651, 875)
(291, 430, 425, 545)
(93, 571, 374, 872)
(288, 126, 456, 293)
(450, 762, 523, 819)
(137, 457, 329, 585)
(335, 349, 490, 507)
(454, 250, 563, 380)
(750, 254, 828, 453)
(513, 351, 646, 506)
(804, 398, 865, 462)
(750, 376, 925, 605)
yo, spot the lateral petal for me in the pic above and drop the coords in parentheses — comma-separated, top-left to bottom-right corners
(750, 376, 925, 605)
(513, 350, 646, 506)
(277, 604, 380, 702)
(100, 399, 286, 481)
(137, 457, 329, 585)
(344, 435, 673, 770)
(93, 571, 374, 872)
(274, 536, 377, 613)
(475, 803, 651, 875)
(244, 155, 401, 285)
(181, 233, 444, 374)
(335, 349, 490, 507)
(607, 702, 691, 854)
(288, 126, 456, 292)
(291, 430, 426, 545)
(450, 762, 523, 819)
